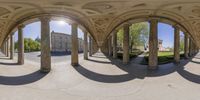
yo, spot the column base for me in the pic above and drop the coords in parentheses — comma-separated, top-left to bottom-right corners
(148, 66, 158, 70)
(84, 57, 88, 60)
(40, 67, 51, 73)
(184, 57, 189, 59)
(113, 56, 117, 59)
(71, 63, 79, 67)
(17, 61, 24, 65)
(123, 61, 129, 65)
(173, 61, 180, 65)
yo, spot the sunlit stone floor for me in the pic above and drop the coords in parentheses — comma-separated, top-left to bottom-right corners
(0, 52, 200, 100)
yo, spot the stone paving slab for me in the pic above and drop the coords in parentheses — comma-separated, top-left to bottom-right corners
(0, 52, 200, 100)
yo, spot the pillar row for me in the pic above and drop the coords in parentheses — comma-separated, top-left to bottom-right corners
(148, 19, 158, 70)
(108, 37, 112, 56)
(174, 26, 180, 64)
(189, 38, 193, 57)
(112, 32, 117, 59)
(83, 31, 88, 60)
(123, 24, 130, 64)
(184, 33, 189, 59)
(71, 23, 79, 66)
(40, 17, 51, 72)
(6, 39, 9, 57)
(18, 24, 24, 65)
(89, 36, 93, 56)
(10, 33, 14, 59)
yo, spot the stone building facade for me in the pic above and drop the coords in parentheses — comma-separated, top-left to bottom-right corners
(51, 31, 84, 52)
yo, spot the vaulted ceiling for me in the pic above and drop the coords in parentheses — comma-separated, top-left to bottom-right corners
(0, 0, 200, 47)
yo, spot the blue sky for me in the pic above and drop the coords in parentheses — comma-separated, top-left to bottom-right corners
(14, 21, 84, 41)
(14, 21, 184, 48)
(158, 23, 184, 48)
(158, 23, 174, 48)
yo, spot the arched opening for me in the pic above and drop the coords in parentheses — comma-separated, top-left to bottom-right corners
(49, 20, 84, 64)
(13, 21, 41, 65)
(115, 22, 149, 64)
(105, 17, 193, 69)
(5, 14, 91, 73)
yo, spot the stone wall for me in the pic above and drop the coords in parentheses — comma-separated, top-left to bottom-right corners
(91, 38, 99, 54)
(51, 31, 84, 52)
(100, 39, 109, 55)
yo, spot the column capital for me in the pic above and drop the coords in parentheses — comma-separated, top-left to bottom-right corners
(10, 32, 14, 36)
(39, 16, 51, 22)
(112, 29, 118, 34)
(71, 22, 78, 26)
(82, 28, 88, 34)
(172, 24, 180, 29)
(123, 22, 131, 27)
(18, 24, 25, 29)
(148, 17, 160, 22)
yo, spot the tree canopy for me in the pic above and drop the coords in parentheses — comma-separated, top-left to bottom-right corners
(117, 22, 149, 51)
(15, 38, 41, 52)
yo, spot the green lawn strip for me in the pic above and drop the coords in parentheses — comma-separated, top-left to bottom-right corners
(117, 49, 143, 60)
(141, 51, 185, 65)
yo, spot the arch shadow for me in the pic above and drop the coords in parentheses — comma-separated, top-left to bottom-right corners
(87, 58, 112, 64)
(91, 55, 107, 59)
(75, 65, 139, 83)
(190, 60, 200, 64)
(74, 53, 200, 83)
(0, 70, 48, 85)
(0, 57, 11, 60)
(177, 66, 200, 84)
(0, 62, 18, 65)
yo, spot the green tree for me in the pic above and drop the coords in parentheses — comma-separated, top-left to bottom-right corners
(35, 36, 41, 42)
(129, 22, 149, 51)
(117, 28, 123, 47)
(15, 38, 41, 52)
(117, 22, 149, 52)
(180, 35, 184, 52)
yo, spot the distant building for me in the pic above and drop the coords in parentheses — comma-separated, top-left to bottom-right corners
(158, 39, 165, 51)
(51, 31, 84, 52)
(145, 39, 170, 51)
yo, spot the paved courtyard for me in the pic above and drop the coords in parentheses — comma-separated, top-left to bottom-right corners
(16, 52, 83, 63)
(0, 52, 200, 100)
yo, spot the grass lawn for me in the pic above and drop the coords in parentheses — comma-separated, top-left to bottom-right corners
(117, 49, 143, 59)
(141, 51, 185, 65)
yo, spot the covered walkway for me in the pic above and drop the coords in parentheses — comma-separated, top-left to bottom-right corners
(0, 52, 200, 100)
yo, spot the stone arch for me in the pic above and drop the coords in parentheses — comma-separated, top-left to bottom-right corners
(2, 8, 97, 45)
(105, 10, 195, 44)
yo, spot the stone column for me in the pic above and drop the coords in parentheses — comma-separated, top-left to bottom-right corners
(148, 19, 158, 70)
(174, 26, 180, 64)
(123, 24, 130, 64)
(40, 17, 51, 72)
(7, 38, 10, 57)
(2, 42, 5, 55)
(108, 37, 112, 56)
(4, 42, 6, 55)
(10, 33, 14, 59)
(89, 36, 93, 56)
(71, 23, 79, 66)
(184, 33, 189, 59)
(5, 40, 8, 57)
(192, 42, 195, 55)
(112, 32, 117, 59)
(189, 38, 192, 57)
(18, 24, 24, 65)
(83, 31, 88, 60)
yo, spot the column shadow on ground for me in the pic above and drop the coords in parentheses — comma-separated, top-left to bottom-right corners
(0, 62, 18, 65)
(74, 53, 200, 84)
(0, 70, 48, 85)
